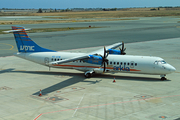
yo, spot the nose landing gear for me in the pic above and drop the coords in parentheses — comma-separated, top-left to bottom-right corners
(160, 75, 167, 81)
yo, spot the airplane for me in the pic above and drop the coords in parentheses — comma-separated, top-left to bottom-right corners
(4, 26, 176, 80)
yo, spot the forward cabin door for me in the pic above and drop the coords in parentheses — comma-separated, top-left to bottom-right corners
(44, 57, 49, 65)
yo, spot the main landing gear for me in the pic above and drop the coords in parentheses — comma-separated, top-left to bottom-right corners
(160, 75, 167, 81)
(84, 73, 91, 78)
(84, 71, 95, 78)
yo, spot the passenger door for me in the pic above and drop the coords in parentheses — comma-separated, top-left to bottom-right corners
(44, 57, 49, 65)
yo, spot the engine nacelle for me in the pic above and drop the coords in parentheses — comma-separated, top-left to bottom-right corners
(83, 55, 102, 65)
(108, 49, 121, 55)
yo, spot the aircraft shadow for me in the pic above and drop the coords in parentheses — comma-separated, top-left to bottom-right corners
(0, 68, 15, 74)
(93, 74, 171, 82)
(33, 74, 84, 95)
(13, 71, 85, 95)
(1, 69, 171, 95)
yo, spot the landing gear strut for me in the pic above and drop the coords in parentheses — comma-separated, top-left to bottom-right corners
(160, 75, 167, 81)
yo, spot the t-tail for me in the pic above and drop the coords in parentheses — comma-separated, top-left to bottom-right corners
(4, 26, 56, 52)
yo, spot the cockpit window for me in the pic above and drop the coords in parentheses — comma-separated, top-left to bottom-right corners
(161, 60, 166, 64)
(154, 60, 166, 64)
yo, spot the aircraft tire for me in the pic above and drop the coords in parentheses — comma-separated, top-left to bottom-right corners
(161, 77, 166, 81)
(84, 73, 91, 78)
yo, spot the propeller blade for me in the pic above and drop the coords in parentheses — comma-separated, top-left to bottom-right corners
(104, 46, 106, 58)
(106, 60, 109, 65)
(122, 41, 124, 50)
(100, 46, 108, 73)
(103, 62, 106, 72)
(105, 53, 109, 58)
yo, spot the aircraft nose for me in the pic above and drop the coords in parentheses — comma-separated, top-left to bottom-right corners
(170, 66, 176, 72)
(168, 64, 176, 72)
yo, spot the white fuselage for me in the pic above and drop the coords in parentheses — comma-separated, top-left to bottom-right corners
(14, 52, 176, 76)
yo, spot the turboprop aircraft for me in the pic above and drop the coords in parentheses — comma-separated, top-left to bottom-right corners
(4, 26, 176, 80)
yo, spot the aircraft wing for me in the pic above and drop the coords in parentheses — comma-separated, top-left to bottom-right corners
(49, 42, 122, 65)
(89, 42, 122, 55)
(50, 54, 90, 65)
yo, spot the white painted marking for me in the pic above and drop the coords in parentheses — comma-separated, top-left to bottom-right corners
(72, 93, 85, 117)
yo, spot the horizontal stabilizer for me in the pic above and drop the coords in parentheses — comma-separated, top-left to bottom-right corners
(3, 28, 32, 33)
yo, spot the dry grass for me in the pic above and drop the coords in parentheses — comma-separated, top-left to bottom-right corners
(1, 9, 180, 25)
(1, 9, 180, 18)
(28, 10, 180, 18)
(0, 18, 138, 25)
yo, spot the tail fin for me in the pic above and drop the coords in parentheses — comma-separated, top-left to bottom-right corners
(10, 26, 56, 52)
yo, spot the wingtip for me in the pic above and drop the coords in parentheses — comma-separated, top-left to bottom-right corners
(2, 31, 10, 33)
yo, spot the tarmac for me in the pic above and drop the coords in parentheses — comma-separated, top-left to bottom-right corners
(0, 17, 180, 120)
(1, 17, 180, 57)
(0, 16, 134, 21)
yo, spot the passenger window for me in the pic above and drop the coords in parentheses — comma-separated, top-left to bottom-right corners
(127, 63, 129, 65)
(131, 63, 133, 65)
(117, 62, 119, 65)
(114, 62, 116, 65)
(54, 59, 56, 61)
(51, 58, 53, 61)
(120, 62, 122, 65)
(57, 59, 59, 61)
(135, 63, 137, 66)
(124, 62, 126, 65)
(110, 62, 112, 64)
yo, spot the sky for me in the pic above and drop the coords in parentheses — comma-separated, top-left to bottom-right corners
(0, 0, 180, 9)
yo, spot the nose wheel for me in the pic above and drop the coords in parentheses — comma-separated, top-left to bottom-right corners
(161, 77, 167, 81)
(160, 75, 167, 81)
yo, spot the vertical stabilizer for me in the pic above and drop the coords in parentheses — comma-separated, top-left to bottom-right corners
(11, 26, 56, 52)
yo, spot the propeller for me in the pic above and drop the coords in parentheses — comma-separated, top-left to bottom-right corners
(100, 46, 109, 73)
(119, 41, 126, 55)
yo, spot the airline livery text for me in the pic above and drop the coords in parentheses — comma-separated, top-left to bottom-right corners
(20, 45, 34, 51)
(113, 65, 130, 71)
